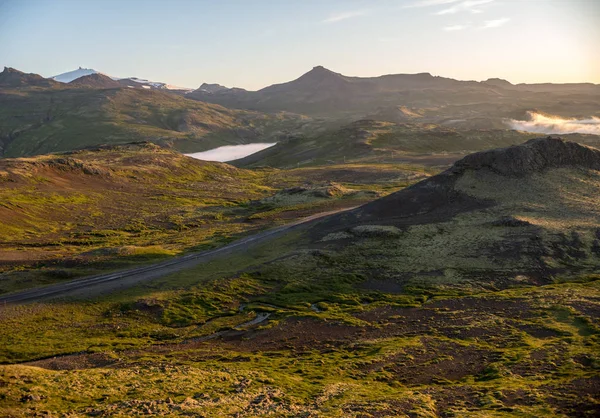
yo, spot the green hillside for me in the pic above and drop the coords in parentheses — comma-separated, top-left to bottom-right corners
(0, 68, 314, 158)
(1, 139, 598, 416)
(234, 119, 600, 168)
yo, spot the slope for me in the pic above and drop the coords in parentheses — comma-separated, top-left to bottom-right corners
(0, 67, 58, 88)
(68, 73, 123, 89)
(1, 138, 598, 417)
(0, 67, 313, 157)
(234, 119, 600, 169)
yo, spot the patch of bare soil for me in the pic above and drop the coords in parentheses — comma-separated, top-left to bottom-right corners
(542, 377, 600, 417)
(221, 317, 364, 352)
(361, 337, 500, 385)
(341, 399, 416, 417)
(26, 352, 118, 370)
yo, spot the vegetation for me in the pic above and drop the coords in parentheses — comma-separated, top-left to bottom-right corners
(234, 119, 600, 169)
(0, 143, 427, 294)
(0, 73, 318, 157)
(1, 140, 599, 416)
(1, 67, 599, 416)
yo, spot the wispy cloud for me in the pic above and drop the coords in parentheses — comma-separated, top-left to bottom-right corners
(322, 10, 367, 24)
(436, 0, 493, 15)
(443, 24, 468, 31)
(404, 0, 462, 8)
(479, 17, 510, 29)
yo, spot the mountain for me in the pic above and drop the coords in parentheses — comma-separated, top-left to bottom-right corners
(52, 67, 193, 91)
(197, 83, 230, 93)
(68, 73, 122, 89)
(122, 77, 193, 91)
(0, 67, 58, 88)
(0, 68, 312, 158)
(52, 67, 99, 83)
(188, 66, 600, 124)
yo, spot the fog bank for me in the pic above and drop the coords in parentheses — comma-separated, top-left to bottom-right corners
(508, 112, 600, 135)
(186, 143, 276, 162)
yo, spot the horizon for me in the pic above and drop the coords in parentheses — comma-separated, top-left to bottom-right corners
(1, 0, 599, 89)
(5, 63, 600, 92)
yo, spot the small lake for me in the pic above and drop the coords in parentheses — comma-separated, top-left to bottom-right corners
(185, 143, 276, 162)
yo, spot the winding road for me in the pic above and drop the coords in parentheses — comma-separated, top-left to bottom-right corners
(0, 207, 355, 305)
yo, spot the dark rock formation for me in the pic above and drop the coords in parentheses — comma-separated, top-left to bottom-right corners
(451, 137, 600, 176)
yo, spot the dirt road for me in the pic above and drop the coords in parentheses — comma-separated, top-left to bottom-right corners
(0, 207, 356, 305)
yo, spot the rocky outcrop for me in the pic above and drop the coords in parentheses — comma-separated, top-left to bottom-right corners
(451, 137, 600, 176)
(316, 137, 600, 232)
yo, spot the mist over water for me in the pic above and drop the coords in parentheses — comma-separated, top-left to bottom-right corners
(508, 111, 600, 135)
(185, 143, 276, 162)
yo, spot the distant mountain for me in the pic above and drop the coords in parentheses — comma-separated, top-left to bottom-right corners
(0, 67, 58, 88)
(52, 67, 193, 91)
(0, 68, 310, 158)
(68, 73, 122, 89)
(188, 66, 600, 124)
(197, 83, 230, 93)
(52, 67, 100, 83)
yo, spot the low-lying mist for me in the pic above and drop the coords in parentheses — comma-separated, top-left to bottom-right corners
(508, 111, 600, 135)
(186, 143, 276, 162)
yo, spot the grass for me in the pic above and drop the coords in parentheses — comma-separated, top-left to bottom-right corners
(0, 85, 313, 158)
(0, 275, 597, 416)
(234, 120, 600, 169)
(0, 144, 431, 294)
(1, 140, 600, 415)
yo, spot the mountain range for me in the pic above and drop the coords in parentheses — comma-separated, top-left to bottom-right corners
(0, 67, 312, 158)
(2, 64, 600, 163)
(188, 65, 600, 124)
(51, 67, 193, 91)
(1, 59, 600, 416)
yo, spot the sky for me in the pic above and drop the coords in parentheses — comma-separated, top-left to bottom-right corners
(1, 0, 599, 90)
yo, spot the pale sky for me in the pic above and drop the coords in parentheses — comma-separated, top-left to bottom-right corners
(1, 0, 598, 89)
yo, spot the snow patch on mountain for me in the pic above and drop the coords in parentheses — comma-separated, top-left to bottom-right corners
(52, 67, 101, 83)
(52, 68, 193, 90)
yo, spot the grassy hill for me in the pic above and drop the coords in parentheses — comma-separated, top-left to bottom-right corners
(0, 143, 425, 293)
(0, 68, 316, 158)
(234, 119, 600, 169)
(0, 138, 598, 416)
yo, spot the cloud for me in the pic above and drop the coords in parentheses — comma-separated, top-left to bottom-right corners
(322, 10, 367, 23)
(436, 0, 494, 15)
(443, 24, 468, 31)
(479, 17, 510, 28)
(508, 112, 600, 135)
(404, 0, 462, 8)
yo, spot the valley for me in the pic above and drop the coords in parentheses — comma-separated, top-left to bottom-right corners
(0, 61, 599, 417)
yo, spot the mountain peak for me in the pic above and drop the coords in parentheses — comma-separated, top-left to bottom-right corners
(53, 68, 100, 83)
(198, 82, 230, 93)
(68, 73, 121, 89)
(306, 65, 339, 76)
(483, 77, 513, 88)
(295, 66, 345, 84)
(3, 67, 22, 74)
(0, 67, 56, 87)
